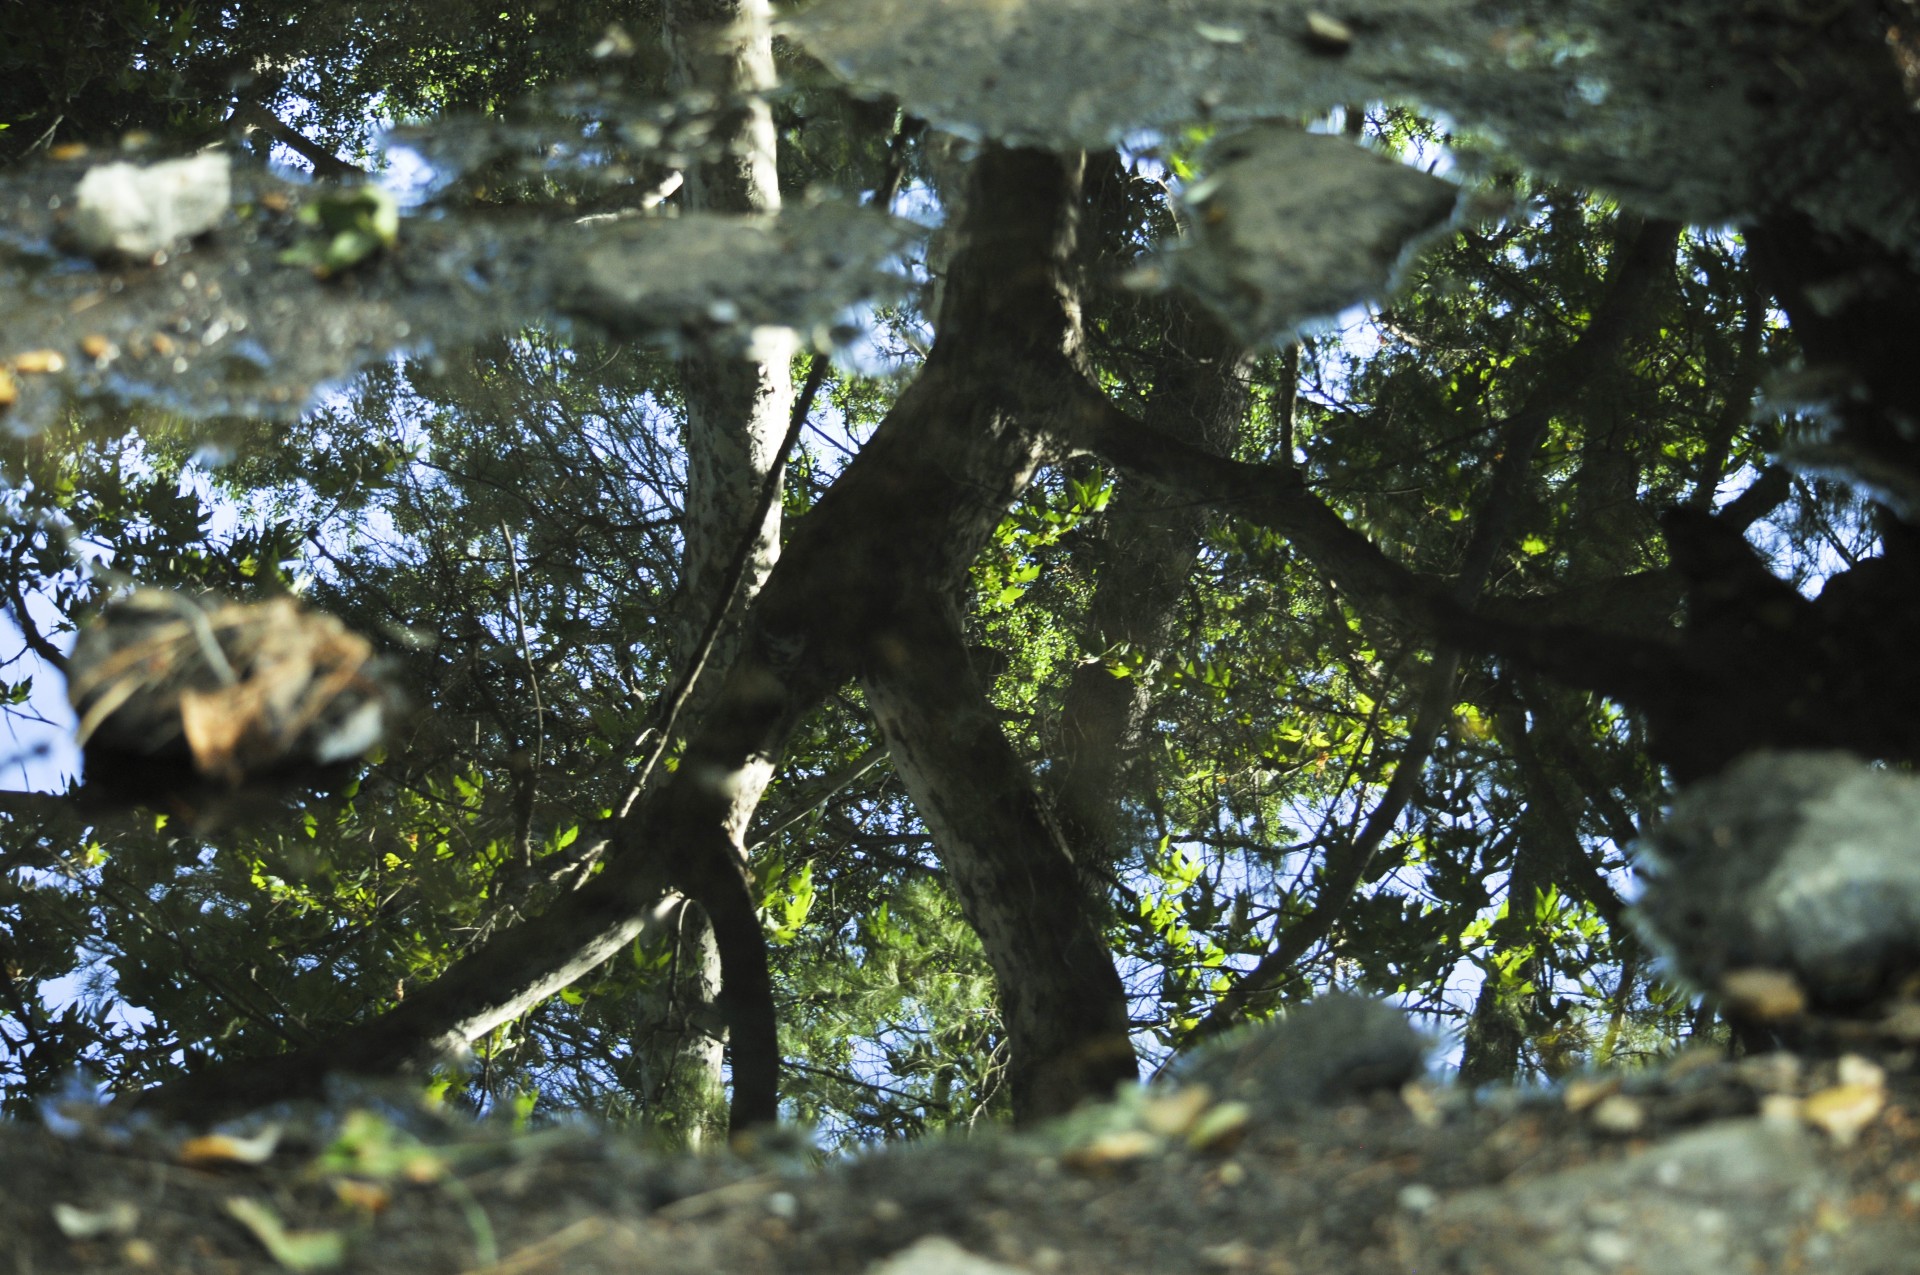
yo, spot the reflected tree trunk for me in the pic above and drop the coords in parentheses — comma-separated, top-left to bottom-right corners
(131, 146, 1126, 1128)
(864, 588, 1136, 1123)
(633, 0, 796, 1149)
(1049, 294, 1249, 887)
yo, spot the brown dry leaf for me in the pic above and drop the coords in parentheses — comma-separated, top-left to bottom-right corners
(179, 684, 256, 782)
(1802, 1082, 1885, 1146)
(1401, 1081, 1443, 1127)
(1062, 1128, 1160, 1172)
(330, 1179, 391, 1214)
(180, 1123, 283, 1167)
(70, 592, 397, 786)
(1563, 1077, 1620, 1112)
(13, 349, 67, 374)
(1186, 1100, 1253, 1153)
(1139, 1085, 1213, 1137)
(1719, 968, 1807, 1021)
(401, 1153, 446, 1185)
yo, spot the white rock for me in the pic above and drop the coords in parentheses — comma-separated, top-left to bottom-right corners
(869, 1236, 1030, 1275)
(70, 152, 230, 259)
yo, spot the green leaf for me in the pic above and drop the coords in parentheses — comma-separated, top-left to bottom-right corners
(225, 1198, 346, 1271)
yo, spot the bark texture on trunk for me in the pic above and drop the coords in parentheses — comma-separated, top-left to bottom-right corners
(661, 0, 794, 676)
(633, 897, 727, 1149)
(863, 590, 1136, 1124)
(633, 0, 795, 1147)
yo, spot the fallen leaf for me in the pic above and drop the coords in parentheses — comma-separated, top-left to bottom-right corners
(1139, 1085, 1213, 1137)
(1402, 1081, 1443, 1127)
(330, 1179, 391, 1213)
(1719, 968, 1807, 1021)
(1304, 12, 1353, 51)
(1563, 1077, 1619, 1112)
(1836, 1054, 1886, 1090)
(1062, 1128, 1160, 1171)
(12, 349, 66, 374)
(180, 1123, 283, 1167)
(1589, 1094, 1646, 1134)
(1187, 1100, 1253, 1153)
(225, 1197, 346, 1271)
(1803, 1082, 1884, 1146)
(313, 1110, 448, 1183)
(52, 1201, 139, 1239)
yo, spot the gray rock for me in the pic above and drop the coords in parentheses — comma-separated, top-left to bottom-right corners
(1403, 1119, 1838, 1274)
(1178, 994, 1427, 1116)
(867, 1237, 1028, 1275)
(1168, 127, 1459, 343)
(1635, 751, 1920, 1013)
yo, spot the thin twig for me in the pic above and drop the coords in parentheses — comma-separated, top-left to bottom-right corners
(614, 114, 917, 818)
(229, 102, 366, 180)
(1162, 220, 1686, 1048)
(0, 573, 67, 673)
(18, 114, 64, 161)
(1276, 343, 1301, 465)
(500, 522, 544, 864)
(615, 355, 827, 818)
(784, 1059, 950, 1112)
(1178, 650, 1458, 1049)
(745, 744, 887, 851)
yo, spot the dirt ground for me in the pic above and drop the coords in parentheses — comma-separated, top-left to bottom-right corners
(4, 1046, 1918, 1275)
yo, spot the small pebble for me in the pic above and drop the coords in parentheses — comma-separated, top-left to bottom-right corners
(1397, 1183, 1440, 1214)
